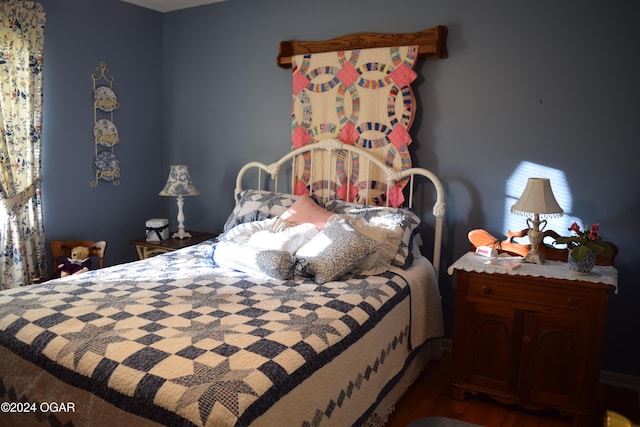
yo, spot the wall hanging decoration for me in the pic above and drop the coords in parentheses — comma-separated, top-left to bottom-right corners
(279, 27, 448, 207)
(91, 61, 120, 187)
(289, 45, 419, 207)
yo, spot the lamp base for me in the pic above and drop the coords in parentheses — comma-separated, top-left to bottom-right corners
(522, 215, 545, 265)
(523, 250, 544, 265)
(172, 195, 191, 239)
(172, 230, 192, 239)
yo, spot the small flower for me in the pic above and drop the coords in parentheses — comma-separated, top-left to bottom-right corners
(569, 222, 581, 233)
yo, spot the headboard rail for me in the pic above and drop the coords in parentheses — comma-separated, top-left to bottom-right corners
(235, 139, 445, 275)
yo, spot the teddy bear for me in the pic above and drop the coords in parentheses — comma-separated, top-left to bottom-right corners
(58, 246, 92, 277)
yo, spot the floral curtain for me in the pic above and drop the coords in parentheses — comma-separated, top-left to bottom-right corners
(0, 1, 46, 288)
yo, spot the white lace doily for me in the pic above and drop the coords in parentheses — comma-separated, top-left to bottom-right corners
(448, 251, 618, 292)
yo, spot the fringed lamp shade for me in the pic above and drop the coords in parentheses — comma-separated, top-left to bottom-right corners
(511, 178, 563, 217)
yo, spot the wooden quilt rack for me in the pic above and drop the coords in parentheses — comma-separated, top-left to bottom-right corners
(277, 25, 448, 68)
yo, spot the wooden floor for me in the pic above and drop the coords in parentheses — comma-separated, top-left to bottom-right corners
(386, 351, 640, 427)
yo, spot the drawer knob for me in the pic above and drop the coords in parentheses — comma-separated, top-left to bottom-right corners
(567, 297, 578, 306)
(481, 285, 492, 295)
(523, 336, 532, 344)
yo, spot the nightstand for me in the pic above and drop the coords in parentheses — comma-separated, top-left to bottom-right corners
(448, 251, 618, 427)
(130, 231, 216, 260)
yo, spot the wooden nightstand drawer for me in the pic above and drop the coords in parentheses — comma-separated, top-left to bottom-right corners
(467, 275, 586, 311)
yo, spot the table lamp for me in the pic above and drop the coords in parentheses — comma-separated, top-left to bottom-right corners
(511, 177, 563, 264)
(159, 165, 200, 239)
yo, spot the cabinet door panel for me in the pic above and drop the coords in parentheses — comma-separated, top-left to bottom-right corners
(466, 303, 521, 395)
(519, 311, 586, 407)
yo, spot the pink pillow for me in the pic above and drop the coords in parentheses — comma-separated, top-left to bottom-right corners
(281, 195, 332, 230)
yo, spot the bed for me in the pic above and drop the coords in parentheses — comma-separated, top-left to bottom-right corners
(1, 25, 448, 426)
(0, 139, 445, 427)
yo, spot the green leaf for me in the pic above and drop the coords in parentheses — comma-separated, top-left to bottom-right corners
(587, 242, 613, 258)
(554, 237, 575, 245)
(570, 245, 593, 261)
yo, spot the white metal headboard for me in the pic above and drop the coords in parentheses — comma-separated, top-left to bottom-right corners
(234, 138, 445, 275)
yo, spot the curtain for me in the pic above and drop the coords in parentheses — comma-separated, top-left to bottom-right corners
(0, 1, 46, 288)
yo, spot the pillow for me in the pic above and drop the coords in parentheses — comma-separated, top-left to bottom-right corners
(294, 219, 381, 284)
(223, 190, 299, 232)
(351, 222, 403, 275)
(281, 195, 333, 231)
(213, 240, 294, 280)
(325, 200, 422, 268)
(220, 217, 318, 254)
(247, 223, 318, 254)
(222, 216, 291, 243)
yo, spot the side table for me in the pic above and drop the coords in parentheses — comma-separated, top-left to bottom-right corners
(130, 231, 216, 260)
(448, 251, 618, 427)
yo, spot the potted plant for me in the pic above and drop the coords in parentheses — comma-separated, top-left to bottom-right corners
(555, 222, 612, 273)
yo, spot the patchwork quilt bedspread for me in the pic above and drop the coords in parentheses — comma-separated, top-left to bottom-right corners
(0, 242, 442, 427)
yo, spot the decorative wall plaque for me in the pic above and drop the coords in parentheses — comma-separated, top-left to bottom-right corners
(91, 61, 120, 187)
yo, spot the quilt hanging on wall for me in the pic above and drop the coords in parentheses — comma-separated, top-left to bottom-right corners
(291, 45, 419, 207)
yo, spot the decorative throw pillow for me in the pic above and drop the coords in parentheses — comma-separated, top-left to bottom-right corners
(220, 217, 318, 255)
(213, 240, 294, 280)
(223, 190, 299, 232)
(351, 223, 403, 275)
(281, 194, 333, 230)
(294, 219, 381, 284)
(222, 216, 291, 243)
(247, 223, 318, 255)
(325, 200, 423, 268)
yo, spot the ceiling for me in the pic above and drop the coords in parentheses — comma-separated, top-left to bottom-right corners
(119, 0, 224, 13)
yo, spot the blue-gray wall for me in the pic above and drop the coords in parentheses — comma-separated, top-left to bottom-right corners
(38, 0, 640, 376)
(39, 0, 164, 266)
